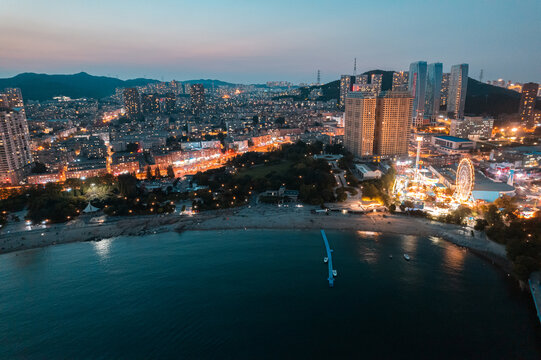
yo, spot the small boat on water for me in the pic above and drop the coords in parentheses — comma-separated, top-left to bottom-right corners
(332, 269, 337, 276)
(324, 257, 328, 263)
(403, 254, 411, 261)
(389, 254, 393, 259)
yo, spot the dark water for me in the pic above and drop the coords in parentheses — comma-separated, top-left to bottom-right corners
(0, 230, 539, 359)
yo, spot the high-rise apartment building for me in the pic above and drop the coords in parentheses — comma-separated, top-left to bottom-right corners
(440, 73, 450, 107)
(345, 91, 412, 157)
(123, 88, 141, 118)
(141, 94, 160, 114)
(370, 74, 383, 92)
(355, 74, 369, 85)
(374, 91, 413, 156)
(519, 82, 539, 128)
(392, 71, 409, 91)
(344, 92, 377, 157)
(447, 64, 469, 119)
(339, 75, 355, 108)
(425, 63, 443, 121)
(408, 61, 427, 126)
(1, 88, 24, 108)
(0, 107, 32, 183)
(190, 84, 205, 115)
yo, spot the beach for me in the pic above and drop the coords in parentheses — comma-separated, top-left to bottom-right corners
(0, 205, 508, 268)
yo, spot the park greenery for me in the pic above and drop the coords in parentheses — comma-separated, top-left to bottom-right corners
(0, 173, 180, 225)
(192, 141, 336, 209)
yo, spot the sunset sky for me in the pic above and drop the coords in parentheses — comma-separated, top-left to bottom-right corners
(1, 0, 540, 83)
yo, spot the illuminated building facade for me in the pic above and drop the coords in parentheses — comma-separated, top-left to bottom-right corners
(424, 63, 443, 121)
(345, 91, 412, 157)
(0, 88, 24, 108)
(339, 75, 355, 108)
(392, 71, 409, 91)
(374, 91, 413, 156)
(190, 84, 205, 115)
(519, 82, 539, 128)
(0, 107, 33, 183)
(450, 116, 494, 140)
(440, 73, 450, 107)
(123, 88, 141, 118)
(408, 61, 427, 127)
(370, 74, 383, 92)
(447, 64, 469, 119)
(355, 74, 369, 85)
(142, 94, 160, 113)
(344, 92, 377, 156)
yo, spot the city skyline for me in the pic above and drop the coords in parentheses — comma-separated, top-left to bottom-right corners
(1, 0, 540, 84)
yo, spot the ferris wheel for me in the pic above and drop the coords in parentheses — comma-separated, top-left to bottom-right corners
(454, 158, 475, 202)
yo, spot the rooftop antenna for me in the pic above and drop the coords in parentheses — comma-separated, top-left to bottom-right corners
(479, 69, 484, 83)
(317, 70, 321, 85)
(353, 58, 357, 76)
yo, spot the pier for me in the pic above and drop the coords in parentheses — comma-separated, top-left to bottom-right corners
(321, 230, 334, 287)
(529, 271, 541, 325)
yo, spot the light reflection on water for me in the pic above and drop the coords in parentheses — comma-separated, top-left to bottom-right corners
(402, 235, 418, 255)
(92, 238, 113, 259)
(356, 230, 381, 264)
(443, 243, 466, 272)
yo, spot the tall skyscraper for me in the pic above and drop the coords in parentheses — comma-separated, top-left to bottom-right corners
(408, 61, 427, 126)
(392, 71, 409, 91)
(370, 74, 383, 92)
(339, 75, 355, 108)
(190, 84, 205, 115)
(374, 91, 413, 156)
(345, 91, 412, 157)
(519, 82, 539, 128)
(344, 92, 377, 157)
(447, 64, 469, 119)
(123, 88, 141, 118)
(0, 107, 32, 183)
(440, 73, 450, 107)
(424, 63, 443, 121)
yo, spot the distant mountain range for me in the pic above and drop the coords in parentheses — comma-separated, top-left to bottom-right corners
(0, 72, 238, 101)
(0, 71, 531, 116)
(0, 72, 158, 101)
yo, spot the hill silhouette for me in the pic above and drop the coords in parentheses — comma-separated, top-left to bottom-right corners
(0, 72, 159, 101)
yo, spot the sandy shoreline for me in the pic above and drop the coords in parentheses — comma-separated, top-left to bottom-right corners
(0, 205, 509, 270)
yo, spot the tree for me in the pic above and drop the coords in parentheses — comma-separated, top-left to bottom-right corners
(154, 166, 161, 178)
(484, 204, 502, 226)
(494, 195, 517, 219)
(146, 166, 152, 180)
(275, 117, 285, 126)
(167, 165, 175, 178)
(252, 115, 259, 125)
(474, 219, 488, 231)
(117, 174, 137, 197)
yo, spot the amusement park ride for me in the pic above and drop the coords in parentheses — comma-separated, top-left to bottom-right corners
(453, 158, 475, 203)
(393, 155, 476, 215)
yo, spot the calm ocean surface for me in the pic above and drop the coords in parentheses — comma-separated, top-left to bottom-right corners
(0, 230, 540, 359)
